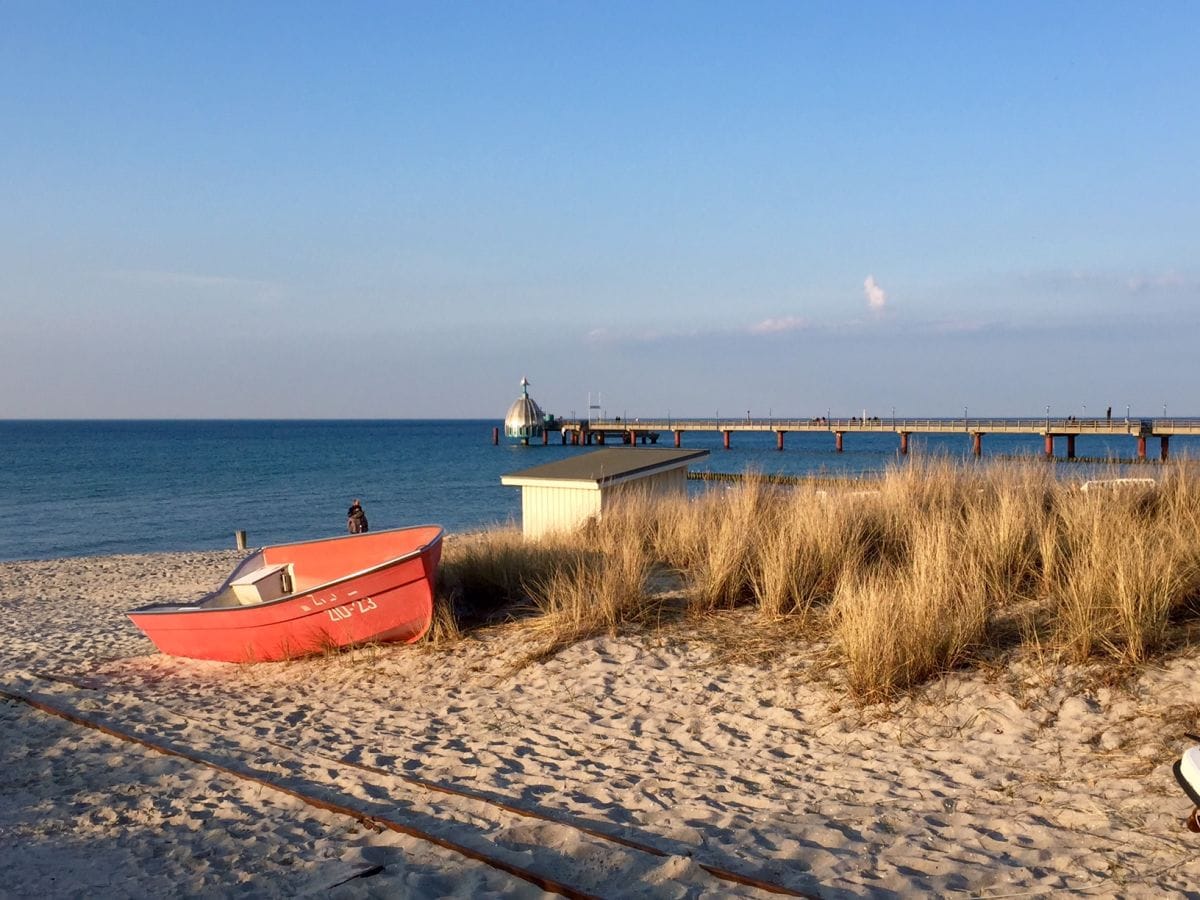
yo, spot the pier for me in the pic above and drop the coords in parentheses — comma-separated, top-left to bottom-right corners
(555, 417, 1200, 461)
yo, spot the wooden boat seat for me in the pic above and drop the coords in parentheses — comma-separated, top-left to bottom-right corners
(230, 563, 293, 606)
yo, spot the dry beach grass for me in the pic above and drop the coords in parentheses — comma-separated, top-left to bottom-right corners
(437, 460, 1200, 702)
(3, 460, 1200, 896)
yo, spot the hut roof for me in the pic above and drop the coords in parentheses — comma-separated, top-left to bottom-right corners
(501, 447, 708, 489)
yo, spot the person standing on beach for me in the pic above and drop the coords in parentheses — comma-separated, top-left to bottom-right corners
(347, 499, 368, 534)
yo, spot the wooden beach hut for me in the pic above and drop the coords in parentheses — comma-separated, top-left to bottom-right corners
(501, 447, 709, 539)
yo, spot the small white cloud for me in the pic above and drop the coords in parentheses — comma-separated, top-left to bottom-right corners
(586, 325, 683, 345)
(106, 269, 285, 306)
(110, 269, 274, 290)
(864, 275, 887, 312)
(1029, 268, 1197, 295)
(926, 318, 995, 335)
(1126, 272, 1189, 292)
(748, 316, 808, 335)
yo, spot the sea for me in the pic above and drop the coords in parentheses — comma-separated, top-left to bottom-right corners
(1, 419, 1191, 563)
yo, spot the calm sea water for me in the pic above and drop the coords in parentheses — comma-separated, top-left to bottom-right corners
(0, 419, 1190, 562)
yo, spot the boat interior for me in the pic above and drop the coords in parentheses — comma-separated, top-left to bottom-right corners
(192, 527, 444, 610)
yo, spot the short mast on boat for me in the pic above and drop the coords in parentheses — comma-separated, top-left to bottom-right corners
(504, 377, 546, 445)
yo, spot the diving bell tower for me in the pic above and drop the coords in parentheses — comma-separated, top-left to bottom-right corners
(504, 377, 546, 445)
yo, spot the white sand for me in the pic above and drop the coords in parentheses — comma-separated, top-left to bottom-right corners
(1, 550, 1199, 898)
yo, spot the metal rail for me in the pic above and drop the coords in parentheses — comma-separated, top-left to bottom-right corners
(7, 674, 814, 899)
(0, 682, 599, 900)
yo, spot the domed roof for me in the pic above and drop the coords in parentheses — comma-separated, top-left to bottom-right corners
(504, 377, 545, 439)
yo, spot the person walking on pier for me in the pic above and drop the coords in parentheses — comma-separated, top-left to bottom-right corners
(1107, 406, 1112, 423)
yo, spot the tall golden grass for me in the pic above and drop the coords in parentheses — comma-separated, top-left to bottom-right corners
(432, 528, 578, 641)
(433, 460, 1200, 699)
(519, 518, 656, 663)
(1048, 469, 1200, 664)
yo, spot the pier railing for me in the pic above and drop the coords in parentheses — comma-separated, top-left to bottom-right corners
(554, 416, 1200, 460)
(582, 417, 1200, 435)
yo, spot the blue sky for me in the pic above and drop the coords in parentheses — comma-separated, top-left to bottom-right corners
(2, 2, 1197, 419)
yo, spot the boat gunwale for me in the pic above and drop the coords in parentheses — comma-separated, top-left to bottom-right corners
(126, 524, 444, 617)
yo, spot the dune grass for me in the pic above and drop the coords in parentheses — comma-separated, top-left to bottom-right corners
(432, 459, 1200, 700)
(1047, 470, 1200, 664)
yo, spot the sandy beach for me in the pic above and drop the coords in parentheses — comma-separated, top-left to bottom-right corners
(2, 549, 1199, 898)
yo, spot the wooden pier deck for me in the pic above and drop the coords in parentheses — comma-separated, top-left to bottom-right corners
(556, 417, 1200, 461)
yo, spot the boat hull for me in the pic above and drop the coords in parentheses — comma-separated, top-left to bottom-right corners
(127, 525, 443, 663)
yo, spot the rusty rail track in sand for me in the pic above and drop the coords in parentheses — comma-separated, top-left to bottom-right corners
(5, 674, 815, 899)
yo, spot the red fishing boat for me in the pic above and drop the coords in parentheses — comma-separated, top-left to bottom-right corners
(127, 525, 444, 663)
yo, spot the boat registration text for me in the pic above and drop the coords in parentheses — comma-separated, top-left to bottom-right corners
(327, 598, 378, 621)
